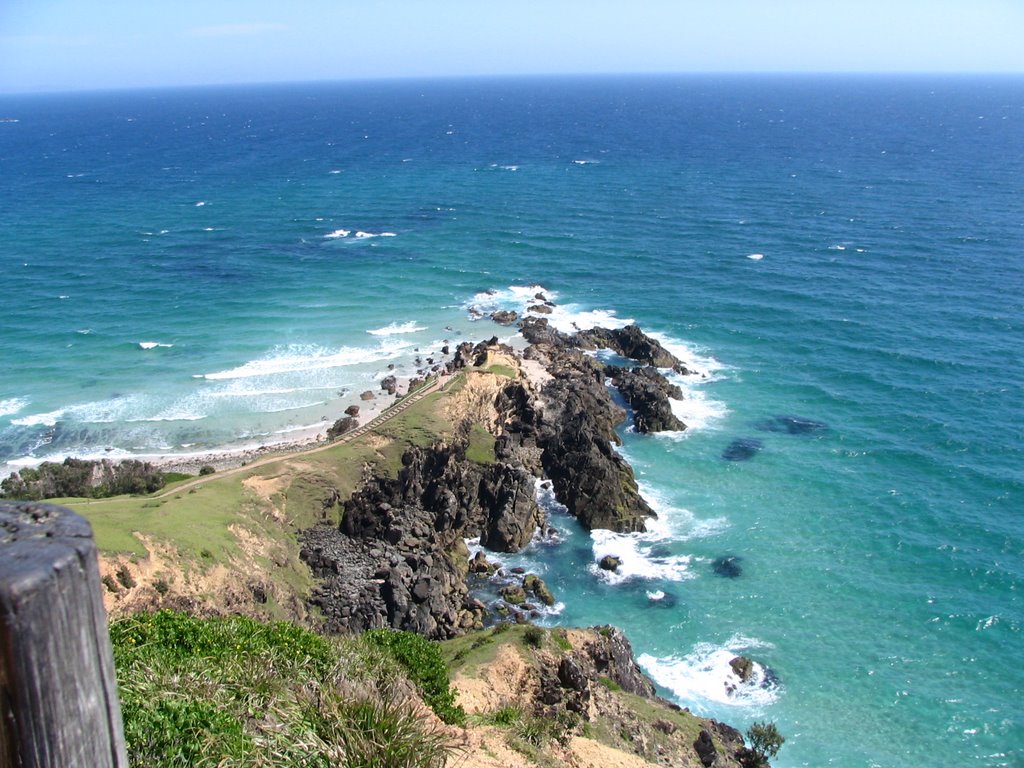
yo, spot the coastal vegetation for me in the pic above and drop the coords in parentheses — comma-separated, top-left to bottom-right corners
(0, 457, 171, 500)
(110, 610, 458, 767)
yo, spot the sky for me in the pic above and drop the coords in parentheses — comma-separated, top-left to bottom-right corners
(1, 0, 1023, 93)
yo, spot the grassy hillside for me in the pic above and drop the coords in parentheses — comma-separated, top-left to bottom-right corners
(62, 383, 457, 621)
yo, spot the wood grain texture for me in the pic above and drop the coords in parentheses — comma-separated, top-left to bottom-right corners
(1, 501, 127, 768)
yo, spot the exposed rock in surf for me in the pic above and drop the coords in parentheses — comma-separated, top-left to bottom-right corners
(577, 323, 689, 371)
(729, 655, 755, 683)
(606, 365, 686, 433)
(490, 310, 519, 325)
(528, 303, 553, 314)
(523, 573, 556, 606)
(599, 555, 622, 572)
(468, 550, 498, 574)
(712, 555, 743, 578)
(380, 375, 397, 395)
(500, 584, 527, 605)
(722, 438, 763, 461)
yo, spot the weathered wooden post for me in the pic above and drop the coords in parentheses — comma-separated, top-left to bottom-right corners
(0, 501, 128, 767)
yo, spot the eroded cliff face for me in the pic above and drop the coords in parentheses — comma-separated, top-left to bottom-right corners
(448, 624, 747, 768)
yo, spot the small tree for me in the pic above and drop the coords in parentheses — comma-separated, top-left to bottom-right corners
(744, 721, 784, 766)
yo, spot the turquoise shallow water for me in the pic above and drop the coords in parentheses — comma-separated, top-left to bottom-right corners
(1, 76, 1022, 766)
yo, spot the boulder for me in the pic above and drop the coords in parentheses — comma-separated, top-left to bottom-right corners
(344, 405, 360, 417)
(359, 390, 376, 401)
(523, 574, 556, 606)
(599, 555, 622, 572)
(693, 729, 718, 767)
(729, 656, 755, 683)
(326, 416, 359, 439)
(500, 585, 527, 605)
(490, 310, 519, 325)
(380, 375, 397, 395)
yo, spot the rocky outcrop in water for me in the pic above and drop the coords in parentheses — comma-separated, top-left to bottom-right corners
(576, 323, 689, 372)
(605, 365, 686, 433)
(517, 319, 656, 532)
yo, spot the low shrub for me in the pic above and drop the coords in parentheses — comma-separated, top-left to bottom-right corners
(363, 629, 466, 725)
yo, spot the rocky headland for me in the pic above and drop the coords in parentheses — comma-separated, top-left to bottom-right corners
(301, 317, 693, 640)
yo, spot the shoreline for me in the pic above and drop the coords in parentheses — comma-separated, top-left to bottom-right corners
(1, 369, 433, 481)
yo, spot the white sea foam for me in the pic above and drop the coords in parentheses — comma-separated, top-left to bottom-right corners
(638, 635, 780, 711)
(0, 397, 29, 418)
(661, 388, 729, 435)
(199, 342, 410, 381)
(367, 321, 427, 336)
(138, 341, 174, 350)
(207, 385, 314, 399)
(353, 231, 397, 238)
(573, 159, 598, 165)
(646, 590, 666, 601)
(589, 527, 694, 585)
(12, 409, 66, 427)
(747, 253, 764, 260)
(546, 306, 632, 334)
(646, 331, 727, 377)
(329, 169, 342, 174)
(324, 229, 350, 238)
(464, 284, 637, 335)
(195, 201, 206, 207)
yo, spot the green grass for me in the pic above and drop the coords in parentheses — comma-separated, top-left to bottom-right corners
(56, 388, 460, 617)
(465, 423, 497, 464)
(363, 629, 466, 725)
(484, 363, 518, 379)
(375, 390, 453, 448)
(441, 623, 535, 676)
(111, 611, 457, 768)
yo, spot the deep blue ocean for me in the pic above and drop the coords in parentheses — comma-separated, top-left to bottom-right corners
(1, 75, 1022, 766)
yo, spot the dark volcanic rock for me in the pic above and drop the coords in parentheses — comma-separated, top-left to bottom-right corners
(606, 365, 686, 433)
(583, 625, 656, 697)
(490, 310, 519, 325)
(577, 324, 687, 371)
(523, 574, 556, 606)
(722, 438, 763, 461)
(712, 555, 743, 578)
(305, 442, 543, 639)
(693, 729, 718, 767)
(344, 404, 360, 417)
(599, 555, 622, 572)
(514, 319, 657, 532)
(380, 375, 397, 395)
(326, 416, 359, 439)
(729, 656, 755, 683)
(359, 390, 375, 401)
